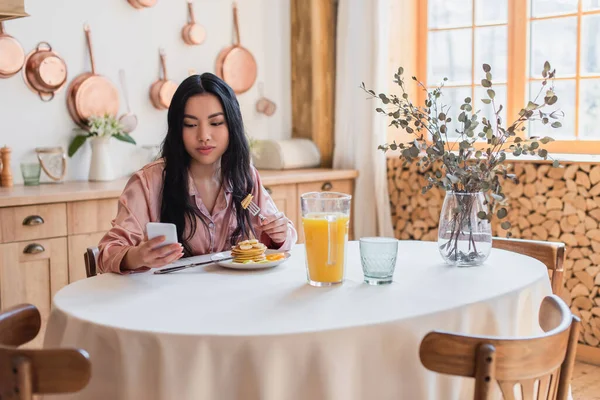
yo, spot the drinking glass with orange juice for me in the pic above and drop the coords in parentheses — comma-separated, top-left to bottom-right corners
(301, 192, 351, 287)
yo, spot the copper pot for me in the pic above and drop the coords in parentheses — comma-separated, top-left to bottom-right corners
(127, 0, 156, 9)
(66, 25, 119, 129)
(182, 0, 205, 46)
(149, 49, 177, 110)
(22, 42, 68, 102)
(215, 2, 257, 94)
(0, 21, 25, 78)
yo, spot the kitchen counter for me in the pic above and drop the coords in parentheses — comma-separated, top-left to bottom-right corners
(0, 168, 359, 208)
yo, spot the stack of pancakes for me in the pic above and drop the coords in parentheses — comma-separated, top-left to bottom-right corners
(231, 239, 267, 263)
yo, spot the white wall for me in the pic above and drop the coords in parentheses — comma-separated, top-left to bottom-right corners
(0, 0, 291, 184)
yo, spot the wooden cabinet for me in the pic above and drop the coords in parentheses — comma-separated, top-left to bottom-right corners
(0, 238, 68, 348)
(263, 183, 298, 229)
(67, 199, 118, 235)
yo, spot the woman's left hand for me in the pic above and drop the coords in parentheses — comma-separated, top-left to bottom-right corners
(261, 212, 290, 244)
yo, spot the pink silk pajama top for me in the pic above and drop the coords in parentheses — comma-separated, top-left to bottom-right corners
(97, 160, 298, 274)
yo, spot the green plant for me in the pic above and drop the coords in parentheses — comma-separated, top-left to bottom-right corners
(68, 114, 136, 157)
(363, 61, 563, 238)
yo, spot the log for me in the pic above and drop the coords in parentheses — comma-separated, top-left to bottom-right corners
(590, 182, 600, 197)
(560, 233, 578, 247)
(564, 164, 579, 180)
(566, 278, 579, 291)
(569, 248, 584, 259)
(587, 199, 598, 210)
(548, 166, 565, 180)
(586, 266, 599, 277)
(574, 258, 592, 271)
(518, 216, 531, 230)
(566, 179, 578, 193)
(547, 198, 563, 211)
(576, 171, 592, 189)
(581, 163, 592, 173)
(524, 183, 536, 198)
(560, 218, 576, 233)
(527, 213, 545, 225)
(547, 210, 562, 221)
(531, 226, 549, 241)
(563, 203, 577, 216)
(573, 296, 594, 311)
(575, 271, 595, 291)
(590, 166, 600, 184)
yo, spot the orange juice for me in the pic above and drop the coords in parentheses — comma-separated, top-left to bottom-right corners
(302, 212, 349, 285)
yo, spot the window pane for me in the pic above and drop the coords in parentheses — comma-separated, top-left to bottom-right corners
(527, 80, 576, 139)
(475, 0, 507, 25)
(436, 86, 473, 139)
(428, 29, 473, 85)
(475, 26, 508, 82)
(582, 14, 600, 75)
(474, 84, 507, 133)
(531, 0, 578, 17)
(429, 0, 472, 29)
(530, 17, 577, 77)
(579, 79, 600, 139)
(583, 0, 600, 11)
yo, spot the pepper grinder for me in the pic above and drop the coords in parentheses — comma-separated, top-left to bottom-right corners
(0, 146, 13, 187)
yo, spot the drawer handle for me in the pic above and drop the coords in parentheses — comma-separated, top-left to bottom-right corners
(23, 215, 44, 226)
(265, 187, 272, 195)
(23, 243, 45, 255)
(321, 182, 333, 191)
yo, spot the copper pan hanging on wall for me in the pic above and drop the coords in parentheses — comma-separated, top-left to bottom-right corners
(127, 0, 157, 10)
(149, 49, 177, 110)
(182, 0, 206, 45)
(66, 25, 120, 129)
(0, 21, 25, 78)
(215, 2, 257, 94)
(22, 42, 68, 102)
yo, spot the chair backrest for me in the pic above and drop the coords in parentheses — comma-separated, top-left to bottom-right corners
(84, 247, 99, 278)
(492, 237, 565, 296)
(419, 295, 580, 400)
(0, 304, 91, 400)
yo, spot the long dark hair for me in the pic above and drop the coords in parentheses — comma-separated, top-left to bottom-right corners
(159, 73, 255, 255)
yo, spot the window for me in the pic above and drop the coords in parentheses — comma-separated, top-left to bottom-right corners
(415, 0, 600, 153)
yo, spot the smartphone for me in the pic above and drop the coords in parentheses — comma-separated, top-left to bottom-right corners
(146, 222, 178, 247)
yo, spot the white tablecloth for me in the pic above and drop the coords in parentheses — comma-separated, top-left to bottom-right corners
(45, 241, 551, 400)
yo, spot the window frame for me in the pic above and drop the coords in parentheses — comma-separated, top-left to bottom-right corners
(415, 0, 600, 154)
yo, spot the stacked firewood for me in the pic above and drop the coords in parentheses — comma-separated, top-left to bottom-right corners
(388, 158, 600, 348)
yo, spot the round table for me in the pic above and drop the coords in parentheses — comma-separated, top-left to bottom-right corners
(45, 241, 552, 400)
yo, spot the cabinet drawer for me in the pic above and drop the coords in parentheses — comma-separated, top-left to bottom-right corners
(0, 203, 67, 244)
(67, 198, 119, 235)
(297, 179, 354, 197)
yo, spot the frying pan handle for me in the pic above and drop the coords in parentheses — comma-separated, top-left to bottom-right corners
(36, 42, 52, 52)
(159, 49, 168, 80)
(233, 2, 240, 45)
(187, 1, 196, 24)
(38, 92, 55, 102)
(84, 24, 96, 75)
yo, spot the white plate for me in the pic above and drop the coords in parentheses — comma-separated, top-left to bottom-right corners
(211, 250, 291, 270)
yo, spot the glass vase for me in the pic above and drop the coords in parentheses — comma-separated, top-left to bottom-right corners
(437, 191, 492, 266)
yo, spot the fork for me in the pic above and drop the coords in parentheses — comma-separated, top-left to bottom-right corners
(246, 199, 266, 222)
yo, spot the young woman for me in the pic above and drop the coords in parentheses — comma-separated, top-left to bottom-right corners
(97, 73, 297, 274)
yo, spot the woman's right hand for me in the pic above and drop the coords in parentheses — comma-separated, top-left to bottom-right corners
(122, 236, 184, 270)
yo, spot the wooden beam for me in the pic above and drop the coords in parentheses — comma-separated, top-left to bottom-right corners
(291, 0, 336, 168)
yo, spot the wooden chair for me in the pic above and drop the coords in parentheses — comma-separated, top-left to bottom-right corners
(492, 237, 565, 296)
(419, 295, 580, 400)
(0, 304, 91, 400)
(83, 246, 99, 277)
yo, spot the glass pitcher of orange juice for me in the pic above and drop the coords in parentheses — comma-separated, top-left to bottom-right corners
(301, 192, 351, 287)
